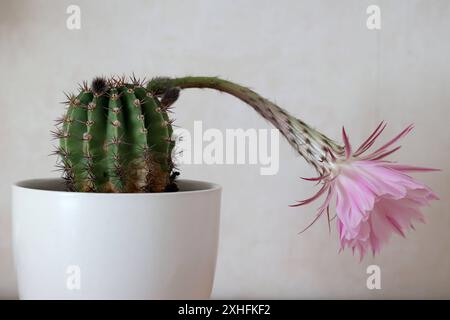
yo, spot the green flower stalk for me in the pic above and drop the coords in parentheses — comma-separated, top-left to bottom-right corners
(147, 76, 344, 175)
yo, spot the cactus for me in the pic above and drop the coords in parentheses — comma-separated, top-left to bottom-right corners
(53, 76, 179, 192)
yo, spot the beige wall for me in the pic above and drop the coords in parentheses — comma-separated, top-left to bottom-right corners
(1, 0, 449, 298)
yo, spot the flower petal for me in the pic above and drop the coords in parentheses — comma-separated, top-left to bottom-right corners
(364, 124, 414, 159)
(342, 127, 352, 159)
(354, 121, 387, 156)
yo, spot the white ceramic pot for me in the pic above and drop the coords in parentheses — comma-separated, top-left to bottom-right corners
(12, 178, 221, 300)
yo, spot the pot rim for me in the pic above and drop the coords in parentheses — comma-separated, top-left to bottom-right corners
(12, 178, 221, 197)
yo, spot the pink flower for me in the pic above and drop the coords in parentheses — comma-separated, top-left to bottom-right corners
(292, 122, 439, 259)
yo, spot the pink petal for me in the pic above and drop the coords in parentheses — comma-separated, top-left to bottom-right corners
(298, 185, 336, 234)
(342, 127, 352, 159)
(383, 164, 441, 173)
(290, 182, 328, 207)
(354, 121, 387, 156)
(385, 215, 406, 238)
(368, 146, 402, 161)
(365, 124, 414, 159)
(300, 173, 330, 181)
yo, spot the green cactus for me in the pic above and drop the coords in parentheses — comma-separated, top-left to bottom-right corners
(53, 76, 179, 193)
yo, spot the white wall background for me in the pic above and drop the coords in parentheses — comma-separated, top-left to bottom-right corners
(1, 0, 449, 299)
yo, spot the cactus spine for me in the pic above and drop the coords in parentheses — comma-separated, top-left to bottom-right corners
(54, 76, 179, 192)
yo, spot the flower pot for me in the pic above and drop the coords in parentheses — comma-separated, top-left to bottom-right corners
(12, 178, 221, 300)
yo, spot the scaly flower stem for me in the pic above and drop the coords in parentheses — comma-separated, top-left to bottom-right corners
(148, 76, 343, 174)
